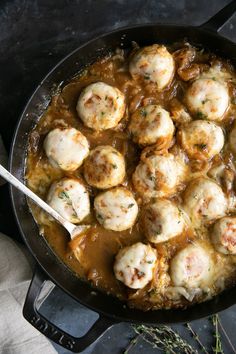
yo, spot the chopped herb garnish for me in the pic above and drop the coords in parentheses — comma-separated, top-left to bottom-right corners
(147, 260, 153, 264)
(201, 98, 210, 104)
(149, 175, 156, 182)
(112, 163, 118, 169)
(97, 213, 103, 220)
(195, 143, 207, 150)
(59, 191, 72, 205)
(140, 108, 147, 117)
(101, 111, 105, 116)
(128, 203, 134, 208)
(196, 111, 207, 119)
(144, 74, 150, 80)
(212, 77, 216, 81)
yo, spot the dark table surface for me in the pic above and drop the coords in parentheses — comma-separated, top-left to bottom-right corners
(1, 1, 236, 353)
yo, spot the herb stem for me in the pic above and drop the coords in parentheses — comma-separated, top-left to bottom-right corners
(186, 323, 209, 354)
(212, 315, 224, 354)
(218, 317, 236, 354)
(123, 333, 140, 354)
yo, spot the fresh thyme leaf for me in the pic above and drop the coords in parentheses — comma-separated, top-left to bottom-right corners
(194, 143, 207, 150)
(112, 163, 118, 169)
(140, 108, 147, 117)
(202, 98, 210, 104)
(59, 191, 72, 205)
(128, 203, 134, 208)
(149, 175, 156, 182)
(144, 74, 150, 80)
(59, 191, 70, 199)
(196, 111, 207, 119)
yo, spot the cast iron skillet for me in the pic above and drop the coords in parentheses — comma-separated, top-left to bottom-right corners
(9, 1, 236, 352)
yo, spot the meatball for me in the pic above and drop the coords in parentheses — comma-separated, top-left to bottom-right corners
(211, 217, 236, 255)
(44, 127, 89, 171)
(183, 178, 227, 223)
(84, 145, 125, 189)
(229, 125, 236, 154)
(132, 153, 185, 200)
(186, 78, 229, 121)
(94, 187, 138, 231)
(47, 178, 90, 224)
(179, 120, 224, 160)
(129, 105, 174, 146)
(114, 242, 157, 289)
(129, 44, 175, 91)
(170, 244, 213, 288)
(76, 82, 125, 130)
(143, 199, 185, 243)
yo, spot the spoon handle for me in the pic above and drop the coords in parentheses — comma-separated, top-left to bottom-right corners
(0, 164, 75, 235)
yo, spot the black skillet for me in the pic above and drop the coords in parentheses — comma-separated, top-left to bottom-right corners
(9, 1, 236, 352)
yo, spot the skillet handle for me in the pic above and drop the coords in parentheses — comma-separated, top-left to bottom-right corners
(199, 0, 236, 32)
(23, 267, 117, 353)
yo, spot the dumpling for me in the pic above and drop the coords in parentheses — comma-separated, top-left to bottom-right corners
(94, 187, 138, 231)
(84, 145, 125, 189)
(170, 244, 213, 288)
(132, 152, 185, 201)
(76, 82, 125, 130)
(114, 242, 157, 289)
(178, 120, 224, 160)
(211, 217, 236, 255)
(143, 199, 185, 243)
(47, 178, 90, 223)
(44, 127, 89, 171)
(183, 177, 227, 223)
(129, 105, 174, 146)
(129, 44, 175, 90)
(186, 78, 229, 121)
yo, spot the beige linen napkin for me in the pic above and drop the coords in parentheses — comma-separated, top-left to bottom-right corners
(0, 232, 57, 354)
(0, 133, 57, 353)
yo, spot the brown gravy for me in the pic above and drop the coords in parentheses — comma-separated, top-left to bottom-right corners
(26, 43, 236, 310)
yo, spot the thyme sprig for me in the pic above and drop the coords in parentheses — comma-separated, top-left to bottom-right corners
(123, 314, 234, 354)
(212, 315, 224, 354)
(132, 324, 197, 354)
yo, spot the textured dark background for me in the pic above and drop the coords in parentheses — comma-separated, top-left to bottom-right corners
(0, 0, 236, 353)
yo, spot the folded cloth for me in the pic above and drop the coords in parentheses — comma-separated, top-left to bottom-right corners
(0, 232, 57, 354)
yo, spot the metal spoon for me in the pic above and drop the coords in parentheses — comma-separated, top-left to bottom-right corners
(0, 164, 90, 239)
